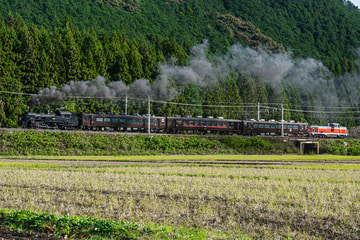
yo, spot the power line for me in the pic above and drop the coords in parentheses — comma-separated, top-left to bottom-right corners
(2, 90, 360, 114)
(283, 108, 360, 114)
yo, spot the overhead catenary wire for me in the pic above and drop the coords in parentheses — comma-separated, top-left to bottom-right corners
(1, 90, 360, 114)
(1, 80, 360, 109)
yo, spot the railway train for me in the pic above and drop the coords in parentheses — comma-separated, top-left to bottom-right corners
(20, 110, 348, 137)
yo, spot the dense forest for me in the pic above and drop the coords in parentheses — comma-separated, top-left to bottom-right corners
(1, 0, 360, 128)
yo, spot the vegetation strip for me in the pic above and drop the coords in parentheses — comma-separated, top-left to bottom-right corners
(1, 164, 359, 183)
(1, 130, 359, 156)
(4, 154, 360, 161)
(2, 160, 360, 171)
(0, 209, 232, 240)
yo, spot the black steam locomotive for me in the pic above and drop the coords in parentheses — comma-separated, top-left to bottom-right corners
(22, 110, 79, 130)
(21, 110, 309, 136)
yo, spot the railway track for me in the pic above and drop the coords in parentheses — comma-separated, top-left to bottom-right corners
(0, 127, 343, 142)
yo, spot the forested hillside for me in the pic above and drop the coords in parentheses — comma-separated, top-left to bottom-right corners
(1, 0, 360, 128)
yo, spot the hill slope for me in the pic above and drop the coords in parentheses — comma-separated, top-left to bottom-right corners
(1, 0, 360, 70)
(1, 0, 360, 128)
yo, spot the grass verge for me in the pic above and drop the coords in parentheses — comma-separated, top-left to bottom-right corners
(0, 209, 241, 239)
(3, 154, 360, 161)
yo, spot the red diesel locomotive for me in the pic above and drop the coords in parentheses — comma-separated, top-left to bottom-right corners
(309, 123, 348, 138)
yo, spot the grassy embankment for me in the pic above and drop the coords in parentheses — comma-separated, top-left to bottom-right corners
(0, 130, 358, 155)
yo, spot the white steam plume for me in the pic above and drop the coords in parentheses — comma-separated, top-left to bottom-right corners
(32, 40, 360, 111)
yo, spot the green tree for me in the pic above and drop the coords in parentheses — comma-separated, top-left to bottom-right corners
(63, 20, 82, 80)
(127, 42, 144, 81)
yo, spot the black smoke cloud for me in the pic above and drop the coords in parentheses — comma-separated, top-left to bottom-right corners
(32, 40, 360, 109)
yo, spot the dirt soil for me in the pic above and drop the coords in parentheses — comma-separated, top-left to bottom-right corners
(0, 227, 64, 240)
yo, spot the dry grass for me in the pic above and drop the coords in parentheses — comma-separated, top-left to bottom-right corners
(1, 155, 359, 239)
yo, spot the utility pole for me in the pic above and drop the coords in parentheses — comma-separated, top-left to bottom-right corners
(148, 95, 151, 134)
(257, 102, 260, 120)
(125, 93, 128, 115)
(281, 104, 284, 137)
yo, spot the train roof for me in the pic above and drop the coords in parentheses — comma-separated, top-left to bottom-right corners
(81, 112, 164, 119)
(243, 119, 307, 124)
(310, 125, 347, 129)
(167, 115, 242, 121)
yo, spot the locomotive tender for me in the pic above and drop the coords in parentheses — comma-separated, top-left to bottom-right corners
(21, 110, 315, 136)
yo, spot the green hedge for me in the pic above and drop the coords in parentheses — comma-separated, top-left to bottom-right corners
(0, 131, 298, 155)
(320, 139, 360, 156)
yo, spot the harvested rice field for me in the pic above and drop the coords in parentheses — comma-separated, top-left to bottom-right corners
(0, 155, 359, 239)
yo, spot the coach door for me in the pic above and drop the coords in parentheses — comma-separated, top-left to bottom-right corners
(157, 118, 165, 131)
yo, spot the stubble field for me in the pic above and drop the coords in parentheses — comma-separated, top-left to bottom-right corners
(0, 155, 360, 239)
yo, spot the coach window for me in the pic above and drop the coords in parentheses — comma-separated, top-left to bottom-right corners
(96, 118, 103, 122)
(283, 125, 287, 129)
(259, 124, 264, 128)
(265, 125, 269, 128)
(223, 122, 227, 127)
(254, 124, 258, 128)
(119, 119, 125, 123)
(194, 121, 199, 125)
(105, 118, 111, 122)
(218, 122, 222, 126)
(134, 119, 141, 123)
(293, 126, 298, 129)
(83, 116, 87, 120)
(277, 125, 281, 129)
(212, 122, 217, 126)
(112, 118, 118, 123)
(271, 125, 275, 129)
(288, 125, 292, 129)
(189, 121, 194, 125)
(206, 121, 211, 125)
(177, 120, 183, 125)
(200, 121, 205, 125)
(150, 120, 155, 124)
(127, 119, 133, 123)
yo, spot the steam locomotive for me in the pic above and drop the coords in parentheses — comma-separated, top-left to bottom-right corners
(21, 110, 316, 136)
